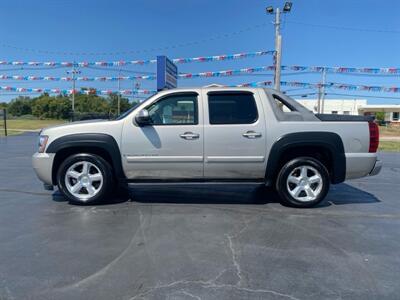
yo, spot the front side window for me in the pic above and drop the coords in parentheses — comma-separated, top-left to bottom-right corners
(147, 94, 198, 125)
(208, 92, 258, 124)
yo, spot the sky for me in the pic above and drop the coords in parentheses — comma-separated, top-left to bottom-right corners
(0, 0, 399, 104)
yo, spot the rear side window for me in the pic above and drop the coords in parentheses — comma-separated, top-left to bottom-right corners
(273, 94, 297, 112)
(208, 92, 258, 124)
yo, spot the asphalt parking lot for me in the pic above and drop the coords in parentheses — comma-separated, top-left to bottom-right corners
(0, 133, 399, 300)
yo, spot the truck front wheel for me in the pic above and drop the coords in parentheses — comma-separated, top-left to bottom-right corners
(57, 153, 114, 205)
(276, 157, 330, 208)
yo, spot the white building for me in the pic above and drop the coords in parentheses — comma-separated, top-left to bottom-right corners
(358, 105, 400, 124)
(295, 99, 367, 115)
(295, 99, 400, 124)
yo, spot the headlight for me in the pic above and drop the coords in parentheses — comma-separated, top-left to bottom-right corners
(38, 135, 49, 153)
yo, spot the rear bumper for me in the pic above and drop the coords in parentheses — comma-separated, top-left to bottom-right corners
(369, 159, 382, 176)
(32, 152, 55, 186)
(345, 153, 380, 180)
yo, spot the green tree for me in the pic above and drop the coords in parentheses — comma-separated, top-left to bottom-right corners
(7, 96, 32, 116)
(106, 93, 131, 116)
(74, 93, 109, 114)
(375, 111, 385, 123)
(32, 94, 71, 119)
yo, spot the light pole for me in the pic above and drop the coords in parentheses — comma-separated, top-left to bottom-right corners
(266, 2, 293, 91)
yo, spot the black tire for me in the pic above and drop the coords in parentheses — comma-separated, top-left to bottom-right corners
(57, 153, 114, 205)
(275, 157, 330, 208)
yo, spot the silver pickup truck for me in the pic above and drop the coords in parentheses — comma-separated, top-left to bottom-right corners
(32, 87, 381, 208)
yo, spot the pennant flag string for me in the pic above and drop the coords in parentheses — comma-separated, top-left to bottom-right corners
(0, 51, 274, 67)
(1, 81, 399, 96)
(0, 74, 157, 81)
(238, 81, 400, 93)
(1, 65, 398, 83)
(0, 66, 274, 82)
(0, 86, 156, 95)
(281, 65, 400, 74)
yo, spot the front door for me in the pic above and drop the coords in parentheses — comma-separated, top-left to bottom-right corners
(203, 90, 267, 179)
(121, 92, 203, 179)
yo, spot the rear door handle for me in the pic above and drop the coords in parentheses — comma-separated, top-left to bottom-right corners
(180, 132, 200, 140)
(242, 131, 262, 139)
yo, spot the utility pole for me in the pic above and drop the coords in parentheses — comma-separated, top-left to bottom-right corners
(317, 85, 321, 114)
(266, 2, 293, 91)
(117, 69, 121, 116)
(134, 81, 141, 104)
(320, 68, 327, 114)
(72, 68, 76, 113)
(67, 63, 80, 120)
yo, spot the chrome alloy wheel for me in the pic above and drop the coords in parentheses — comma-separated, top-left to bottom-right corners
(65, 161, 103, 201)
(286, 165, 323, 202)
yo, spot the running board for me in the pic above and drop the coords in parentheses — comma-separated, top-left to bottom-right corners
(127, 180, 266, 186)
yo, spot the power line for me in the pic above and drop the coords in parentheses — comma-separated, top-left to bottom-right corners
(286, 21, 400, 34)
(283, 87, 316, 93)
(0, 23, 270, 56)
(287, 92, 318, 97)
(324, 93, 400, 100)
(324, 72, 400, 78)
(287, 92, 400, 100)
(86, 65, 155, 75)
(0, 65, 69, 71)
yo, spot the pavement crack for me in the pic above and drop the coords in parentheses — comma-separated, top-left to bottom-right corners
(224, 214, 259, 286)
(54, 210, 143, 291)
(0, 188, 49, 196)
(226, 234, 243, 285)
(128, 214, 302, 300)
(177, 290, 202, 300)
(130, 279, 300, 300)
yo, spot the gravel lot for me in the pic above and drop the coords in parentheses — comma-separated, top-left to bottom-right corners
(1, 133, 399, 300)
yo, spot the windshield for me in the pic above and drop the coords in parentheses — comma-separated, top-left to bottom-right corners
(115, 94, 155, 120)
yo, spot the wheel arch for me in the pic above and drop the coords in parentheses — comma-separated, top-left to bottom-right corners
(46, 133, 125, 185)
(265, 132, 346, 185)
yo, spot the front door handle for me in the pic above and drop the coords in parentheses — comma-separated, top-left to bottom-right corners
(242, 131, 262, 139)
(180, 132, 200, 140)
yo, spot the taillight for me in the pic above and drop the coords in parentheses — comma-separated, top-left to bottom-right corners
(368, 121, 379, 153)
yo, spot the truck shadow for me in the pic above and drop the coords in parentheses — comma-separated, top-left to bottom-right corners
(52, 183, 380, 207)
(128, 183, 380, 207)
(321, 183, 381, 207)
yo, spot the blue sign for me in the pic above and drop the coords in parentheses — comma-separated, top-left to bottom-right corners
(157, 56, 178, 91)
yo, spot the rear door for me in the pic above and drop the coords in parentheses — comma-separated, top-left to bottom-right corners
(203, 90, 267, 179)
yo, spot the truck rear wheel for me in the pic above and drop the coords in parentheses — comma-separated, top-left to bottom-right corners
(57, 153, 114, 205)
(276, 157, 330, 208)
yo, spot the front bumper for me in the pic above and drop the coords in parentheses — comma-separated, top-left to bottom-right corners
(32, 152, 55, 186)
(369, 159, 382, 176)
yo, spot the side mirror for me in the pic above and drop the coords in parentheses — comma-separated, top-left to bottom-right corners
(135, 109, 152, 126)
